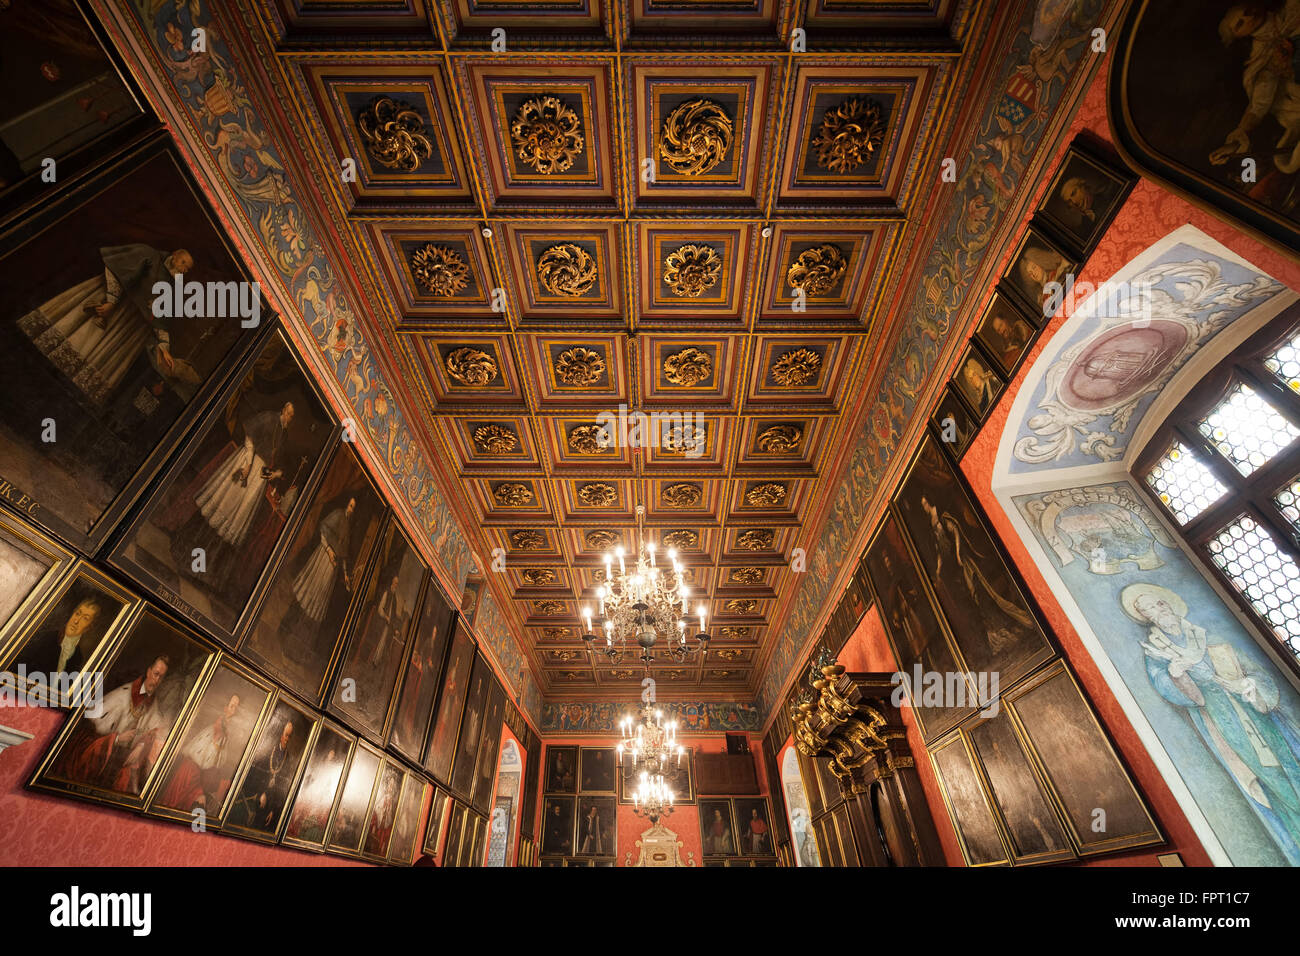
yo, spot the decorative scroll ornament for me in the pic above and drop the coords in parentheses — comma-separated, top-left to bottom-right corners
(535, 600, 566, 615)
(522, 568, 557, 586)
(537, 243, 598, 297)
(548, 649, 583, 663)
(659, 99, 734, 175)
(662, 422, 706, 455)
(493, 481, 533, 506)
(568, 423, 611, 454)
(662, 346, 713, 386)
(577, 482, 618, 506)
(730, 567, 764, 585)
(745, 482, 787, 506)
(725, 599, 757, 614)
(811, 97, 885, 174)
(542, 626, 571, 639)
(511, 529, 546, 551)
(736, 528, 774, 551)
(555, 346, 607, 386)
(663, 244, 722, 298)
(510, 95, 584, 174)
(756, 424, 802, 453)
(411, 244, 471, 297)
(473, 424, 517, 454)
(786, 244, 847, 297)
(444, 346, 498, 386)
(715, 648, 743, 661)
(357, 96, 434, 172)
(770, 347, 822, 386)
(586, 529, 620, 550)
(662, 483, 702, 507)
(661, 529, 698, 550)
(720, 626, 750, 639)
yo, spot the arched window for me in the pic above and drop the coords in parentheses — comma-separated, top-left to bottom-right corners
(1134, 310, 1300, 666)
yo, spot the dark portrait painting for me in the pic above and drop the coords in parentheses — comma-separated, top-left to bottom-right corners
(1037, 143, 1133, 256)
(423, 621, 475, 784)
(0, 513, 71, 640)
(1001, 229, 1075, 323)
(389, 580, 454, 763)
(241, 443, 384, 703)
(930, 385, 976, 462)
(930, 735, 1008, 866)
(545, 745, 578, 794)
(449, 654, 491, 799)
(223, 695, 312, 842)
(974, 293, 1037, 378)
(32, 608, 213, 809)
(471, 679, 507, 814)
(111, 330, 333, 641)
(579, 747, 617, 794)
(326, 742, 381, 856)
(283, 723, 353, 851)
(575, 795, 615, 857)
(329, 519, 426, 740)
(732, 798, 775, 856)
(952, 345, 1004, 421)
(0, 139, 255, 551)
(147, 661, 269, 827)
(388, 773, 427, 866)
(894, 434, 1054, 692)
(422, 788, 451, 858)
(699, 799, 738, 857)
(541, 794, 575, 856)
(361, 760, 404, 861)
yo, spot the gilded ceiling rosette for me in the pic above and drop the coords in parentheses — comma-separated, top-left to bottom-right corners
(554, 346, 607, 386)
(786, 244, 847, 297)
(411, 244, 471, 297)
(658, 98, 734, 176)
(662, 346, 713, 386)
(444, 346, 498, 386)
(537, 243, 598, 297)
(756, 423, 802, 453)
(811, 97, 885, 174)
(510, 94, 584, 175)
(663, 243, 722, 298)
(357, 95, 433, 172)
(770, 347, 822, 386)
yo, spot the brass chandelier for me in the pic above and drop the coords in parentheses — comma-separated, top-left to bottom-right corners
(581, 505, 710, 666)
(617, 703, 685, 824)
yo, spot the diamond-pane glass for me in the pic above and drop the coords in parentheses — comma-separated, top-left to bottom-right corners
(1275, 476, 1300, 537)
(1264, 331, 1300, 395)
(1196, 383, 1300, 476)
(1206, 515, 1300, 656)
(1144, 441, 1229, 525)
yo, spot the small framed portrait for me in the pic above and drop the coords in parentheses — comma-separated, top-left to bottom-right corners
(0, 510, 74, 648)
(1001, 228, 1077, 325)
(699, 799, 738, 857)
(951, 344, 1006, 422)
(579, 746, 617, 793)
(282, 722, 354, 852)
(421, 787, 452, 860)
(929, 384, 977, 461)
(222, 693, 314, 844)
(443, 800, 468, 867)
(541, 794, 576, 856)
(324, 741, 383, 857)
(0, 561, 137, 706)
(974, 292, 1038, 379)
(732, 797, 776, 857)
(1036, 140, 1134, 258)
(545, 744, 578, 793)
(360, 759, 405, 862)
(575, 794, 616, 857)
(387, 773, 429, 866)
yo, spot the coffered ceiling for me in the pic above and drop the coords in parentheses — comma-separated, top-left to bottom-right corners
(243, 0, 979, 700)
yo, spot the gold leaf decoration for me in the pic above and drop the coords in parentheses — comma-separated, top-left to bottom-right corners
(542, 626, 571, 640)
(411, 244, 471, 297)
(522, 568, 557, 586)
(662, 422, 706, 455)
(662, 346, 713, 386)
(534, 600, 565, 615)
(554, 346, 606, 386)
(585, 529, 619, 550)
(509, 94, 584, 175)
(568, 423, 611, 454)
(770, 347, 822, 387)
(357, 96, 433, 172)
(577, 482, 617, 507)
(756, 424, 802, 453)
(511, 529, 546, 551)
(708, 669, 739, 680)
(725, 598, 757, 614)
(662, 529, 698, 550)
(548, 649, 582, 663)
(715, 648, 743, 661)
(444, 346, 498, 386)
(473, 423, 517, 454)
(663, 244, 722, 298)
(720, 626, 750, 639)
(659, 98, 734, 176)
(736, 528, 774, 551)
(662, 483, 702, 508)
(786, 244, 848, 298)
(729, 567, 764, 585)
(537, 243, 598, 297)
(745, 482, 787, 506)
(811, 97, 885, 175)
(493, 482, 533, 506)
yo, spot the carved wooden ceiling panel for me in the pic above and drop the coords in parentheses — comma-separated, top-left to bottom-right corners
(256, 0, 973, 699)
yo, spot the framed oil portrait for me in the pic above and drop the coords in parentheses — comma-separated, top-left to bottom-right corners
(1000, 227, 1077, 325)
(144, 656, 273, 828)
(893, 433, 1056, 695)
(540, 794, 576, 856)
(443, 799, 469, 866)
(861, 515, 974, 741)
(110, 328, 335, 643)
(0, 561, 137, 707)
(388, 578, 455, 763)
(240, 441, 386, 704)
(519, 736, 543, 840)
(618, 747, 694, 805)
(545, 744, 578, 794)
(328, 516, 427, 740)
(360, 758, 404, 862)
(29, 605, 215, 810)
(463, 812, 488, 867)
(973, 292, 1038, 379)
(575, 794, 615, 858)
(699, 798, 738, 857)
(930, 732, 1009, 867)
(1035, 139, 1135, 258)
(222, 692, 314, 844)
(732, 797, 775, 857)
(388, 772, 429, 866)
(449, 653, 492, 799)
(0, 0, 153, 214)
(282, 721, 354, 852)
(951, 343, 1005, 423)
(423, 619, 475, 784)
(1005, 660, 1161, 856)
(0, 510, 75, 650)
(324, 739, 382, 858)
(579, 746, 617, 794)
(0, 133, 260, 552)
(471, 678, 507, 815)
(422, 786, 452, 859)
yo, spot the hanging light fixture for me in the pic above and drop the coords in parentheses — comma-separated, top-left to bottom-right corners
(617, 703, 685, 824)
